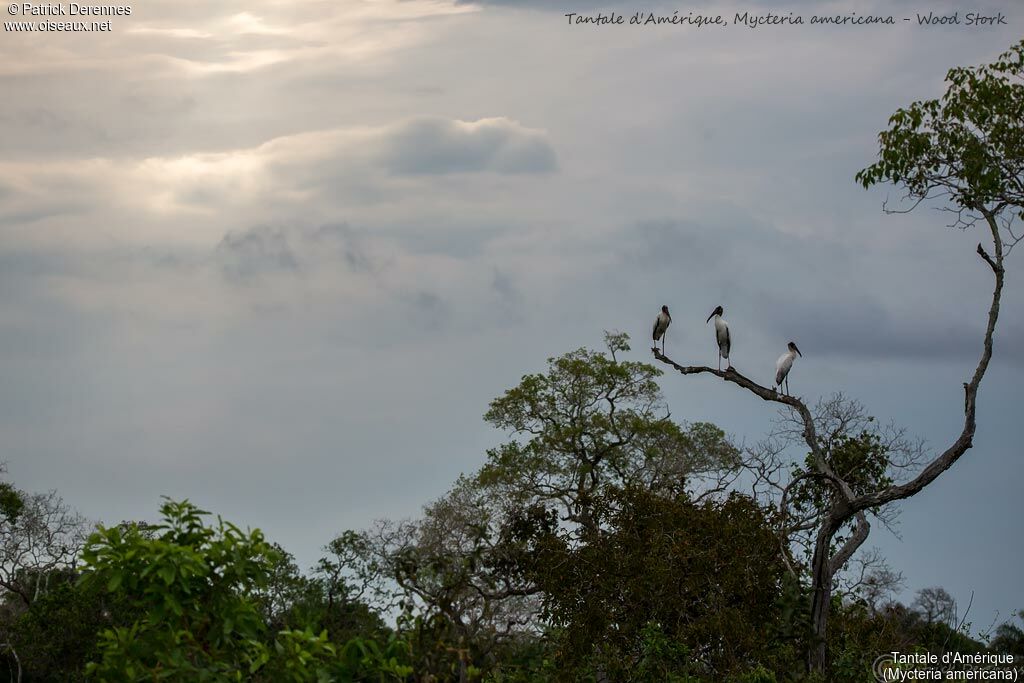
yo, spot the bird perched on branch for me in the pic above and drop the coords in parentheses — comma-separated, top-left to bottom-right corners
(706, 305, 730, 370)
(652, 305, 672, 353)
(774, 341, 802, 395)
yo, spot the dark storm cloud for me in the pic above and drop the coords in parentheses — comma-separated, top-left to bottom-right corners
(382, 117, 557, 175)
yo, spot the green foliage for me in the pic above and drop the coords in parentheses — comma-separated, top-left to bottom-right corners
(3, 570, 135, 682)
(265, 628, 338, 682)
(507, 487, 786, 680)
(0, 480, 23, 523)
(78, 498, 412, 682)
(632, 622, 703, 682)
(856, 39, 1024, 213)
(823, 600, 987, 683)
(334, 635, 414, 682)
(256, 540, 387, 648)
(769, 573, 816, 680)
(790, 430, 893, 528)
(480, 637, 556, 683)
(726, 666, 779, 683)
(479, 333, 740, 534)
(80, 498, 277, 680)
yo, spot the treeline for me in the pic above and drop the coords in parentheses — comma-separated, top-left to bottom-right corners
(1, 334, 1022, 681)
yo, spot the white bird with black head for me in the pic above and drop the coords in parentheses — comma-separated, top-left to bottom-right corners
(706, 305, 730, 371)
(774, 341, 802, 395)
(652, 305, 672, 354)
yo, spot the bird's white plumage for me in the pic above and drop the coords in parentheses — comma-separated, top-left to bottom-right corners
(714, 316, 730, 359)
(775, 351, 796, 386)
(653, 311, 671, 342)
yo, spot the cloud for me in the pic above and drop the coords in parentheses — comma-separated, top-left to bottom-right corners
(215, 227, 299, 282)
(309, 223, 375, 273)
(401, 289, 452, 332)
(381, 117, 558, 175)
(0, 116, 557, 244)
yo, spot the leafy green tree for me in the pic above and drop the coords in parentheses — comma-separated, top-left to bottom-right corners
(80, 498, 411, 682)
(504, 487, 787, 681)
(0, 465, 22, 524)
(342, 334, 743, 681)
(2, 568, 136, 682)
(855, 40, 1024, 223)
(480, 332, 741, 537)
(80, 498, 289, 680)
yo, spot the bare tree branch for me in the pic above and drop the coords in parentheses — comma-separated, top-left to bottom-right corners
(849, 212, 1003, 513)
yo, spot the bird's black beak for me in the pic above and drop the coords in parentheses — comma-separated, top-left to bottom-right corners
(706, 312, 714, 324)
(795, 346, 803, 357)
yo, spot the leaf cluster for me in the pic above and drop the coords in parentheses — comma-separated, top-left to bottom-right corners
(856, 40, 1024, 216)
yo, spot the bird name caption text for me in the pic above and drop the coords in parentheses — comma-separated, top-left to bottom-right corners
(872, 652, 1020, 682)
(562, 10, 1009, 29)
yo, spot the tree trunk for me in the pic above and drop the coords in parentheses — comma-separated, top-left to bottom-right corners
(0, 643, 21, 683)
(807, 521, 836, 673)
(806, 507, 870, 673)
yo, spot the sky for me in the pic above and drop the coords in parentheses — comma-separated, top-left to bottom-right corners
(0, 0, 1021, 633)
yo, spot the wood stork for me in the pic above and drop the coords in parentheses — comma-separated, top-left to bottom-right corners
(706, 305, 730, 371)
(774, 341, 802, 395)
(652, 305, 672, 353)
